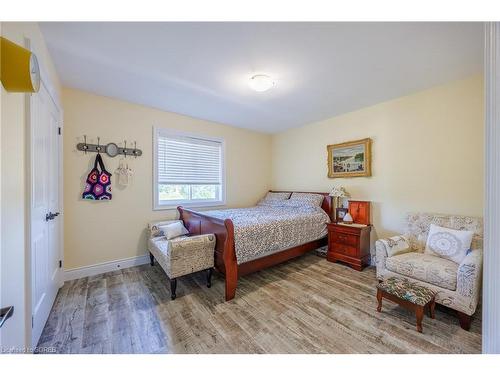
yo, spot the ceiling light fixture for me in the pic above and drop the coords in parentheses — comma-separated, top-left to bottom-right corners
(248, 74, 275, 92)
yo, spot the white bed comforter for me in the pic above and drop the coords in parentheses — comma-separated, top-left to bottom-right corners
(203, 205, 330, 264)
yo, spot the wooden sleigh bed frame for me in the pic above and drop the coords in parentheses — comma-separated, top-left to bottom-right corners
(177, 191, 333, 301)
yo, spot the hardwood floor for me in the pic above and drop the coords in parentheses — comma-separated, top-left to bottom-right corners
(37, 253, 482, 353)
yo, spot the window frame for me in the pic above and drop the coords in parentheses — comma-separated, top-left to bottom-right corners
(153, 127, 226, 210)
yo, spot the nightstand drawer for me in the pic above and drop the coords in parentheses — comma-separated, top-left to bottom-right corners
(330, 231, 357, 247)
(332, 243, 358, 257)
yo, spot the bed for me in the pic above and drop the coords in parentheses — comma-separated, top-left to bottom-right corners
(177, 191, 332, 301)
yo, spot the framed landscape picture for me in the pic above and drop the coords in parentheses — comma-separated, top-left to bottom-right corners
(327, 138, 372, 178)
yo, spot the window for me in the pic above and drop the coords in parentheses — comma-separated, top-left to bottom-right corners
(154, 128, 225, 209)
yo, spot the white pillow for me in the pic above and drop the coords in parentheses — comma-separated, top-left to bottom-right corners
(424, 224, 473, 264)
(158, 221, 189, 240)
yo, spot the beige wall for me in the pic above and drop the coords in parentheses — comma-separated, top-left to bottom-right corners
(272, 75, 484, 252)
(1, 22, 61, 348)
(63, 88, 272, 270)
(65, 75, 483, 269)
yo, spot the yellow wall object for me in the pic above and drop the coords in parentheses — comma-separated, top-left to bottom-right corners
(0, 36, 39, 92)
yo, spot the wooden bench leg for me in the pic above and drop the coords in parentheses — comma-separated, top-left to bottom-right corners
(429, 298, 435, 319)
(170, 278, 177, 300)
(376, 289, 383, 312)
(206, 268, 213, 288)
(149, 252, 155, 266)
(416, 306, 424, 333)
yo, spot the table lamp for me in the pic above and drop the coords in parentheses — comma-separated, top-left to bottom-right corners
(329, 186, 350, 220)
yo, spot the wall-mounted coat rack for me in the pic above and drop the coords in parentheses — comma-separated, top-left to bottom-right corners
(76, 136, 142, 158)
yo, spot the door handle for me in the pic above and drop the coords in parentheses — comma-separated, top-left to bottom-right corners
(0, 306, 14, 329)
(45, 212, 60, 221)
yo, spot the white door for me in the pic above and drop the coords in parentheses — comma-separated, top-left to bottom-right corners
(30, 82, 62, 346)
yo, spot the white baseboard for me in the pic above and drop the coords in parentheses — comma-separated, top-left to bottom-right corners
(64, 254, 150, 281)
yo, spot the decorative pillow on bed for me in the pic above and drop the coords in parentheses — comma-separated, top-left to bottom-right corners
(158, 221, 189, 240)
(288, 192, 324, 207)
(424, 224, 473, 264)
(257, 191, 291, 206)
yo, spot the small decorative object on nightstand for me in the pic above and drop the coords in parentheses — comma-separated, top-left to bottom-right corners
(342, 212, 353, 224)
(348, 200, 371, 225)
(329, 186, 350, 221)
(327, 200, 371, 271)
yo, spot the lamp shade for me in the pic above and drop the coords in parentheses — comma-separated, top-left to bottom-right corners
(329, 186, 350, 198)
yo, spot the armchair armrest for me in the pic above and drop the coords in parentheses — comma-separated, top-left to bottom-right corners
(457, 249, 483, 299)
(168, 234, 216, 258)
(375, 235, 410, 279)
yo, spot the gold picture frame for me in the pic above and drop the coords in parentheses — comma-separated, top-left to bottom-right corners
(327, 138, 372, 178)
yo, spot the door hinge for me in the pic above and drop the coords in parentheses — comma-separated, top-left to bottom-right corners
(58, 127, 61, 135)
(59, 260, 62, 268)
(0, 306, 14, 329)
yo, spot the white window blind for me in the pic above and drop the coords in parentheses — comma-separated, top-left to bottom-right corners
(157, 135, 222, 185)
(154, 128, 225, 209)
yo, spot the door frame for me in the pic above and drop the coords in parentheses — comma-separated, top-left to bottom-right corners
(25, 36, 64, 347)
(483, 22, 500, 354)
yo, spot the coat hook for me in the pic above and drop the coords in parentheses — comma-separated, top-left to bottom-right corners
(96, 137, 101, 153)
(83, 135, 88, 154)
(133, 141, 137, 158)
(123, 140, 127, 158)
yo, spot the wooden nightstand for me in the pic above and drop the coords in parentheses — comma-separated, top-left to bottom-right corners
(327, 223, 371, 271)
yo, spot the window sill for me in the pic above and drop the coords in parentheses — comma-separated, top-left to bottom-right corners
(153, 200, 226, 211)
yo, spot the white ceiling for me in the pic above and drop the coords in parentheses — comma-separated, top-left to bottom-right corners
(40, 22, 483, 133)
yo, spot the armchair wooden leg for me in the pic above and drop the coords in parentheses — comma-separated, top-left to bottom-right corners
(206, 268, 213, 288)
(457, 311, 472, 331)
(149, 252, 155, 266)
(170, 278, 177, 300)
(429, 297, 436, 319)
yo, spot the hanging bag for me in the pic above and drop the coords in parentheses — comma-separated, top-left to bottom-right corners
(115, 159, 134, 187)
(82, 153, 112, 200)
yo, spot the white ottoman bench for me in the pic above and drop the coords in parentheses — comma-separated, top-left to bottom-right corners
(147, 220, 216, 300)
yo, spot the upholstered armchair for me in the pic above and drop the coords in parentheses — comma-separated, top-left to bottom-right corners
(375, 213, 483, 330)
